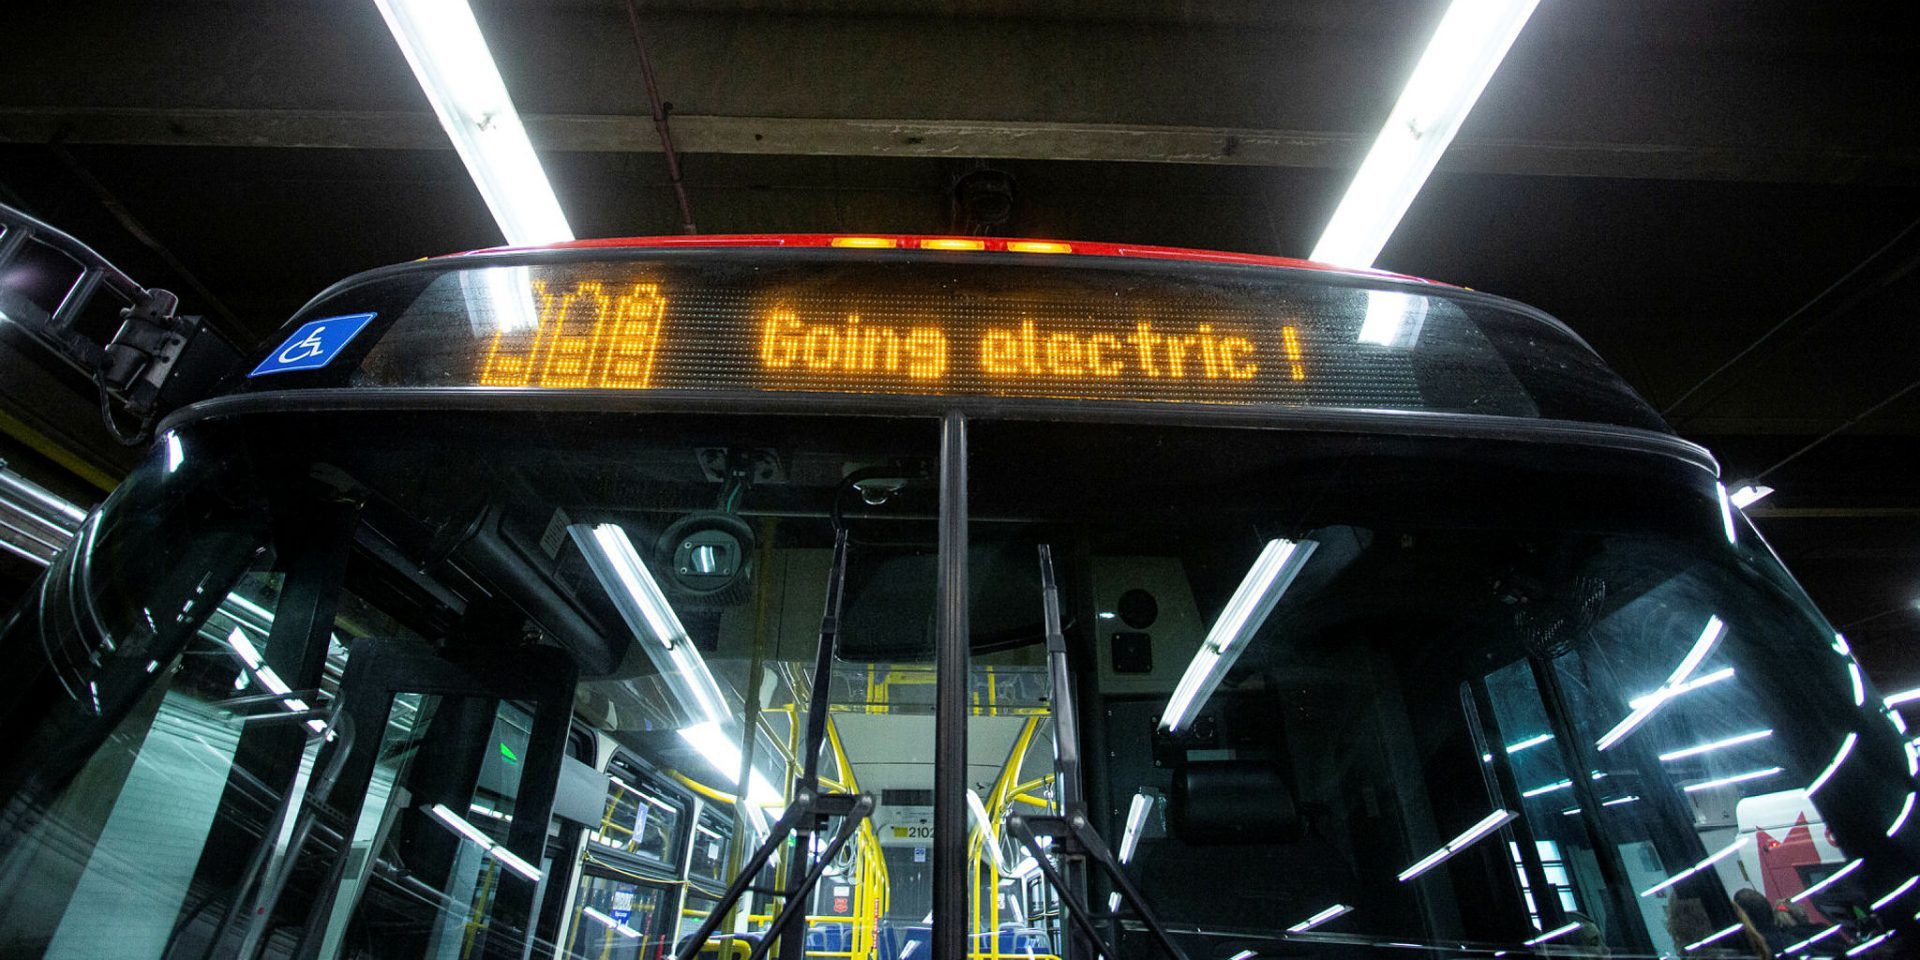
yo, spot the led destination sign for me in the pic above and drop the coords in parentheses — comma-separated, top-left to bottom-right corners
(343, 260, 1566, 420)
(455, 277, 1357, 406)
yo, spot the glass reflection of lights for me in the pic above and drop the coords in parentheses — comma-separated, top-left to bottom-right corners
(1285, 903, 1352, 934)
(1118, 792, 1153, 864)
(1846, 932, 1894, 956)
(1658, 728, 1772, 762)
(1596, 615, 1725, 751)
(1683, 923, 1742, 953)
(1716, 482, 1737, 544)
(1790, 858, 1860, 903)
(1807, 732, 1859, 796)
(1397, 809, 1516, 882)
(1637, 836, 1747, 898)
(1522, 921, 1579, 947)
(582, 906, 642, 938)
(1783, 924, 1842, 955)
(1520, 779, 1573, 798)
(1891, 792, 1918, 837)
(1160, 538, 1318, 733)
(1869, 874, 1917, 911)
(1682, 766, 1782, 793)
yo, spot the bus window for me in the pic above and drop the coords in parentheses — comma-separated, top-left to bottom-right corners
(967, 418, 1910, 958)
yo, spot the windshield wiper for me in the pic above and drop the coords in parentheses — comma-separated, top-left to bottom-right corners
(1007, 545, 1190, 960)
(674, 528, 874, 960)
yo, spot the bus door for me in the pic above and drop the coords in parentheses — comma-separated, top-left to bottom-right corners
(284, 638, 579, 960)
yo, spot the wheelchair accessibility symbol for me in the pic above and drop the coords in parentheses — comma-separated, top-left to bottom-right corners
(250, 312, 378, 377)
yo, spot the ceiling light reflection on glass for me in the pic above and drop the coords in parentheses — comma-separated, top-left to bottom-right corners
(1285, 903, 1352, 934)
(1638, 836, 1747, 899)
(1596, 616, 1725, 751)
(1658, 729, 1772, 762)
(1161, 538, 1319, 732)
(1806, 732, 1858, 797)
(1790, 858, 1860, 903)
(1397, 809, 1516, 882)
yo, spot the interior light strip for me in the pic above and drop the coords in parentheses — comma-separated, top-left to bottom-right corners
(1887, 687, 1920, 708)
(1681, 766, 1781, 793)
(1520, 779, 1573, 798)
(372, 0, 572, 245)
(1523, 922, 1580, 947)
(1870, 875, 1918, 912)
(1783, 924, 1842, 955)
(1716, 482, 1738, 544)
(1806, 732, 1859, 796)
(1845, 932, 1893, 957)
(1596, 616, 1726, 751)
(1790, 859, 1861, 903)
(1307, 0, 1540, 267)
(1161, 538, 1319, 732)
(1397, 809, 1516, 882)
(1285, 903, 1352, 934)
(582, 906, 643, 939)
(1659, 729, 1773, 762)
(1683, 923, 1743, 953)
(572, 523, 729, 726)
(1890, 792, 1916, 837)
(677, 720, 783, 808)
(1638, 836, 1747, 898)
(427, 803, 543, 880)
(1117, 792, 1154, 864)
(1852, 663, 1867, 706)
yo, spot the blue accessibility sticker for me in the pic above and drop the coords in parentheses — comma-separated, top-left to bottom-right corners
(250, 312, 378, 377)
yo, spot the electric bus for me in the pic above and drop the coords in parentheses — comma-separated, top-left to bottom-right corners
(1, 232, 1916, 960)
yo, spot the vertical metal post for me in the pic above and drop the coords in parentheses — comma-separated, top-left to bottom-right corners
(932, 413, 970, 960)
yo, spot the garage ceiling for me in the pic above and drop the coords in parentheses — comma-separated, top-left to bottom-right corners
(3, 1, 1918, 686)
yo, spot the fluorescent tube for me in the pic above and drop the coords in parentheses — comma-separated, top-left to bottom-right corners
(1161, 538, 1319, 732)
(572, 523, 730, 726)
(582, 907, 642, 938)
(1871, 875, 1917, 911)
(428, 802, 544, 881)
(1658, 729, 1772, 762)
(1889, 792, 1916, 837)
(1397, 809, 1515, 882)
(1806, 732, 1858, 796)
(1789, 858, 1859, 903)
(1308, 0, 1540, 267)
(1524, 922, 1580, 947)
(373, 0, 573, 246)
(1596, 617, 1725, 751)
(1118, 793, 1153, 864)
(1683, 924, 1742, 953)
(1637, 836, 1746, 898)
(1681, 767, 1781, 793)
(1286, 904, 1352, 934)
(678, 720, 783, 808)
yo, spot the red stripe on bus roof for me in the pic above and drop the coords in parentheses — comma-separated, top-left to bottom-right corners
(442, 234, 1448, 286)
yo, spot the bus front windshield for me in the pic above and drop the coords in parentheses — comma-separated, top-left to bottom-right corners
(0, 407, 1913, 960)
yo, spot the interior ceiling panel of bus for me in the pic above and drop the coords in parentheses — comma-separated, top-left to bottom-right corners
(4, 0, 1920, 694)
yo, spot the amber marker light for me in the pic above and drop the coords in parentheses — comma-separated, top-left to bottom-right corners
(1006, 241, 1072, 254)
(920, 238, 987, 251)
(830, 237, 898, 249)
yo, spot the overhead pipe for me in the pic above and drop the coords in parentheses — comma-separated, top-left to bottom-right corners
(622, 0, 698, 234)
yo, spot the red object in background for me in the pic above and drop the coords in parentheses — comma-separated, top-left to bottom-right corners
(1757, 817, 1829, 924)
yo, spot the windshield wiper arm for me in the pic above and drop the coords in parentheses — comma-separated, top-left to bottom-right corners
(1009, 545, 1190, 960)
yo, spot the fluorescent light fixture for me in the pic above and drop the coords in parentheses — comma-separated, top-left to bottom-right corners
(1397, 808, 1516, 882)
(1659, 729, 1772, 762)
(372, 0, 572, 245)
(1682, 766, 1781, 793)
(1716, 482, 1738, 544)
(1485, 733, 1555, 761)
(226, 628, 329, 734)
(1638, 836, 1747, 898)
(1307, 0, 1540, 267)
(428, 802, 543, 880)
(1871, 875, 1918, 911)
(1845, 932, 1893, 957)
(678, 721, 783, 808)
(1161, 538, 1319, 732)
(1107, 893, 1121, 913)
(1784, 924, 1842, 955)
(165, 433, 184, 474)
(1790, 858, 1860, 903)
(1683, 923, 1743, 953)
(1851, 663, 1867, 707)
(1012, 856, 1041, 880)
(1729, 484, 1774, 509)
(1520, 779, 1573, 799)
(1285, 903, 1353, 934)
(1230, 951, 1256, 960)
(1523, 922, 1580, 947)
(1806, 732, 1858, 796)
(572, 523, 728, 725)
(582, 906, 642, 938)
(1834, 632, 1852, 656)
(1891, 710, 1908, 735)
(1890, 792, 1917, 837)
(1358, 290, 1428, 347)
(1596, 617, 1725, 751)
(1560, 794, 1641, 816)
(1118, 792, 1154, 864)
